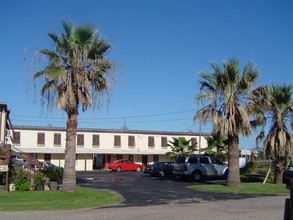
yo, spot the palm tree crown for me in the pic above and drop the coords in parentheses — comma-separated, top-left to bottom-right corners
(34, 20, 114, 114)
(194, 58, 260, 187)
(166, 137, 197, 158)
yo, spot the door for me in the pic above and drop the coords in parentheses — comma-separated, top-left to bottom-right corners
(210, 157, 227, 177)
(142, 155, 148, 166)
(44, 154, 51, 163)
(199, 157, 217, 176)
(94, 154, 104, 169)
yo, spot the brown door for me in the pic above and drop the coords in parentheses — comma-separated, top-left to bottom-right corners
(142, 155, 148, 166)
(44, 154, 51, 162)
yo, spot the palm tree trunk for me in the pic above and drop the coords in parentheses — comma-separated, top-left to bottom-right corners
(62, 112, 78, 192)
(274, 157, 286, 184)
(227, 135, 241, 187)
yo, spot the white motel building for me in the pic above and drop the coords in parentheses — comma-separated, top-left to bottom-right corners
(8, 125, 208, 171)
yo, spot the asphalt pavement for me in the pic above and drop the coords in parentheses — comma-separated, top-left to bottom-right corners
(0, 170, 290, 220)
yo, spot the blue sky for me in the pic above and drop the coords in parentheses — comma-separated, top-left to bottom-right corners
(1, 0, 292, 149)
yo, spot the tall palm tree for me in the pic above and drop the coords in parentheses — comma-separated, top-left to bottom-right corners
(165, 137, 197, 158)
(33, 20, 115, 192)
(194, 58, 259, 187)
(249, 83, 293, 183)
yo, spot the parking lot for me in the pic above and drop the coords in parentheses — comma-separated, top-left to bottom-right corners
(76, 170, 287, 207)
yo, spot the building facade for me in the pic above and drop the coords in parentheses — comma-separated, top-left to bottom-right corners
(8, 125, 209, 171)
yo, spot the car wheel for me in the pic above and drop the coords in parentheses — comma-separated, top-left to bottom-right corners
(136, 166, 142, 172)
(192, 171, 202, 182)
(158, 171, 165, 177)
(116, 166, 122, 172)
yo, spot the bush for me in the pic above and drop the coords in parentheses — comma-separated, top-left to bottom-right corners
(32, 173, 46, 187)
(41, 166, 63, 184)
(18, 182, 30, 192)
(9, 169, 28, 191)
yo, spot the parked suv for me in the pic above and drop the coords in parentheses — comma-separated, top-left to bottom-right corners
(173, 155, 228, 181)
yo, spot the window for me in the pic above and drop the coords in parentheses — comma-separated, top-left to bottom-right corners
(148, 136, 155, 148)
(188, 157, 197, 164)
(77, 134, 84, 147)
(161, 137, 168, 148)
(14, 131, 20, 145)
(114, 135, 121, 148)
(54, 133, 61, 146)
(92, 134, 100, 148)
(37, 132, 45, 146)
(191, 138, 198, 147)
(200, 157, 210, 164)
(116, 154, 123, 160)
(153, 155, 159, 162)
(211, 157, 222, 164)
(128, 136, 135, 148)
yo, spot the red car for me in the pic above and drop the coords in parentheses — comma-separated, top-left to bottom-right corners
(108, 159, 144, 172)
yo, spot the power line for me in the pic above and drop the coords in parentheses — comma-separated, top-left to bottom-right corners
(12, 109, 196, 121)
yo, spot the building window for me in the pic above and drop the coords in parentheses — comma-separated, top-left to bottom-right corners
(92, 134, 100, 148)
(14, 131, 20, 145)
(54, 133, 61, 147)
(191, 138, 198, 148)
(115, 154, 123, 160)
(37, 132, 45, 146)
(77, 134, 84, 147)
(153, 155, 159, 162)
(148, 136, 155, 148)
(128, 136, 135, 148)
(114, 135, 121, 148)
(161, 136, 168, 148)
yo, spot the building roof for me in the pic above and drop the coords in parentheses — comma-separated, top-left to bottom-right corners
(13, 125, 210, 137)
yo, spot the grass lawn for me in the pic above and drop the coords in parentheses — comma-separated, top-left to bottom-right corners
(0, 187, 123, 211)
(188, 175, 289, 194)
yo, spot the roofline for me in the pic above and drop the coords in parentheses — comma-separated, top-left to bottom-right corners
(13, 125, 210, 136)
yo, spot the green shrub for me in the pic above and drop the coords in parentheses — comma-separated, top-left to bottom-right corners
(9, 169, 28, 191)
(32, 173, 46, 187)
(41, 166, 63, 184)
(18, 182, 30, 192)
(242, 160, 257, 174)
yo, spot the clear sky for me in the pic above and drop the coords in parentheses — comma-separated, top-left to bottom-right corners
(1, 0, 292, 149)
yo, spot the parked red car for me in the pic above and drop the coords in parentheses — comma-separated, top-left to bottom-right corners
(108, 159, 144, 172)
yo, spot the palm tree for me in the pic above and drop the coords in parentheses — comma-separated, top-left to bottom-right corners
(194, 58, 259, 187)
(249, 83, 293, 183)
(33, 20, 115, 192)
(165, 137, 197, 158)
(202, 133, 228, 162)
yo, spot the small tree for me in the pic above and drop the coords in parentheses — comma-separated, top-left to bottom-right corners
(165, 137, 197, 158)
(201, 133, 228, 162)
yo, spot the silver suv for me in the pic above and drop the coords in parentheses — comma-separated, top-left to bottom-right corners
(172, 155, 228, 181)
